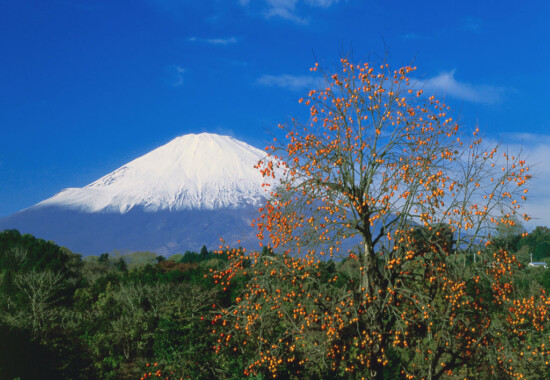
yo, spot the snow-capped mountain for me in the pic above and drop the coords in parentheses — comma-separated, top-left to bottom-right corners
(0, 133, 274, 255)
(38, 133, 270, 213)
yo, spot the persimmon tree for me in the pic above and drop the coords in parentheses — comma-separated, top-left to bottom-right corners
(212, 59, 550, 379)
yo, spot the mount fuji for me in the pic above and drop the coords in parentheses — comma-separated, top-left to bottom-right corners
(0, 133, 273, 256)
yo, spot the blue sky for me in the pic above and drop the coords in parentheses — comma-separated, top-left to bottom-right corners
(1, 0, 549, 227)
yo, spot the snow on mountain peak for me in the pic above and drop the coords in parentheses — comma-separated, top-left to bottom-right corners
(37, 133, 272, 213)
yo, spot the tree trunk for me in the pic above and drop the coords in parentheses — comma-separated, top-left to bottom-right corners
(361, 241, 378, 295)
(362, 240, 386, 380)
(370, 359, 385, 380)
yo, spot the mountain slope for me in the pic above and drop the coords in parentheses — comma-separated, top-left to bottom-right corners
(0, 133, 272, 255)
(0, 205, 261, 256)
(37, 133, 270, 213)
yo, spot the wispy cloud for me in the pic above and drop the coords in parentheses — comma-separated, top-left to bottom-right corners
(241, 0, 340, 24)
(256, 74, 320, 91)
(166, 65, 186, 87)
(495, 133, 550, 229)
(461, 17, 482, 32)
(207, 37, 237, 45)
(415, 70, 506, 104)
(264, 0, 305, 23)
(306, 0, 339, 6)
(187, 36, 237, 45)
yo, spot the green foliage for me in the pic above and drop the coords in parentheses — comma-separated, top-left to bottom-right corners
(168, 253, 184, 262)
(116, 250, 158, 268)
(0, 231, 244, 379)
(180, 246, 219, 263)
(1, 229, 548, 379)
(517, 226, 550, 261)
(0, 229, 81, 276)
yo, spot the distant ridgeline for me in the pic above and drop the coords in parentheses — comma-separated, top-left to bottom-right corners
(0, 228, 246, 269)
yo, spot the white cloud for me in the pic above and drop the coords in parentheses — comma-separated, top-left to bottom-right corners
(306, 0, 338, 6)
(494, 133, 550, 230)
(415, 70, 506, 104)
(187, 36, 237, 45)
(256, 74, 320, 91)
(242, 0, 340, 23)
(206, 37, 237, 45)
(167, 65, 186, 87)
(499, 133, 550, 146)
(265, 0, 305, 23)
